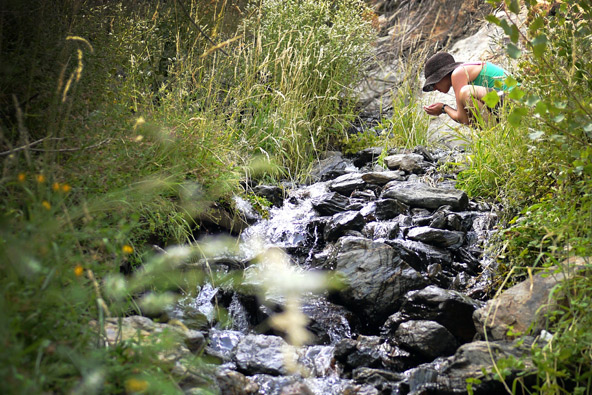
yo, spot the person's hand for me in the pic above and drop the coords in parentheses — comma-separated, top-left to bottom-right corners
(423, 102, 444, 116)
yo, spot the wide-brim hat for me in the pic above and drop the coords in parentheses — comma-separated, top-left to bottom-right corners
(422, 52, 463, 92)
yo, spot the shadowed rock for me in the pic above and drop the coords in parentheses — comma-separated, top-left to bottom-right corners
(382, 181, 468, 211)
(324, 211, 366, 241)
(394, 320, 458, 359)
(312, 192, 350, 216)
(407, 226, 464, 249)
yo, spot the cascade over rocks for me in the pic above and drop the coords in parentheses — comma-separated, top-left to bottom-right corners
(129, 144, 552, 394)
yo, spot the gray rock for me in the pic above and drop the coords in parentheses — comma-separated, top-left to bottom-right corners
(311, 192, 350, 216)
(329, 237, 426, 323)
(215, 369, 259, 394)
(361, 170, 406, 185)
(394, 320, 458, 359)
(374, 198, 409, 220)
(324, 211, 366, 241)
(307, 152, 352, 182)
(405, 339, 535, 394)
(407, 226, 464, 249)
(382, 181, 469, 211)
(352, 368, 406, 393)
(362, 221, 400, 240)
(329, 173, 366, 196)
(235, 334, 297, 375)
(473, 267, 569, 340)
(384, 153, 428, 174)
(206, 330, 244, 362)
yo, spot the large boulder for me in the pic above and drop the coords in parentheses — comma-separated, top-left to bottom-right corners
(393, 320, 458, 360)
(473, 267, 571, 340)
(329, 237, 427, 324)
(382, 285, 483, 344)
(382, 181, 468, 211)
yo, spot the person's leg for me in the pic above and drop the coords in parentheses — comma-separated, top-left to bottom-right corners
(458, 85, 492, 125)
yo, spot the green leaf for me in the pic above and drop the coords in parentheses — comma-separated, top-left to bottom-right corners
(482, 91, 500, 108)
(508, 87, 525, 100)
(507, 43, 522, 59)
(528, 17, 544, 35)
(583, 123, 592, 132)
(534, 101, 548, 116)
(531, 34, 548, 58)
(507, 0, 520, 14)
(508, 107, 528, 126)
(504, 75, 518, 88)
(529, 130, 544, 140)
(486, 14, 501, 25)
(553, 114, 565, 123)
(526, 95, 540, 107)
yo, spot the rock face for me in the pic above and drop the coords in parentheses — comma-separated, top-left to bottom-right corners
(393, 320, 458, 360)
(382, 181, 469, 211)
(329, 237, 426, 324)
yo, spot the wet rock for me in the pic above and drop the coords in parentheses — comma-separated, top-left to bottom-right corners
(351, 189, 377, 200)
(473, 268, 569, 340)
(235, 334, 298, 375)
(324, 211, 366, 242)
(374, 198, 409, 220)
(329, 173, 366, 196)
(253, 185, 284, 208)
(298, 346, 336, 377)
(307, 152, 352, 182)
(329, 237, 427, 324)
(352, 367, 407, 393)
(311, 192, 350, 216)
(405, 339, 535, 394)
(382, 285, 483, 343)
(361, 170, 406, 185)
(407, 226, 464, 249)
(354, 147, 383, 167)
(206, 330, 244, 362)
(393, 320, 458, 360)
(345, 336, 384, 369)
(386, 239, 453, 271)
(362, 221, 400, 240)
(384, 153, 428, 174)
(382, 181, 469, 211)
(300, 294, 356, 344)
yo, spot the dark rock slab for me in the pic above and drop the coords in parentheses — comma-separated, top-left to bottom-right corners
(352, 367, 407, 393)
(311, 192, 350, 216)
(382, 181, 468, 211)
(353, 147, 383, 167)
(329, 173, 366, 196)
(382, 285, 483, 343)
(386, 239, 453, 271)
(394, 320, 458, 359)
(361, 170, 406, 185)
(324, 211, 366, 242)
(362, 221, 400, 240)
(374, 198, 409, 220)
(329, 237, 426, 324)
(407, 226, 464, 249)
(307, 151, 352, 182)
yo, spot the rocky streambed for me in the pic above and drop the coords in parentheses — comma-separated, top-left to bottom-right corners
(101, 146, 559, 394)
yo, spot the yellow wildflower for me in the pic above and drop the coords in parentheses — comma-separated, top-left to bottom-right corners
(52, 182, 60, 191)
(125, 378, 149, 393)
(36, 174, 46, 183)
(74, 265, 84, 277)
(122, 245, 134, 254)
(42, 201, 51, 210)
(17, 173, 26, 182)
(61, 184, 72, 193)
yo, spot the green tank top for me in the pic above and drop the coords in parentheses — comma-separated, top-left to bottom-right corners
(471, 62, 510, 91)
